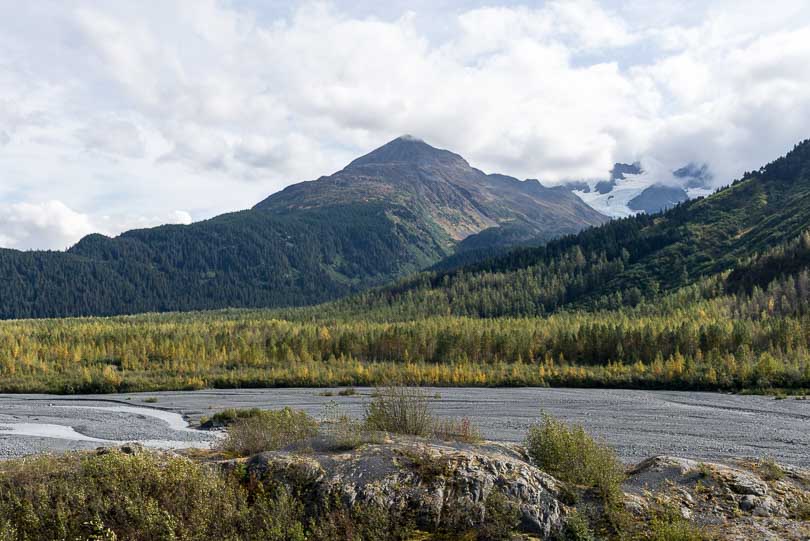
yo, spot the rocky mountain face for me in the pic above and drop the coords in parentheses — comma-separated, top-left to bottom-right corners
(256, 136, 607, 250)
(0, 136, 605, 319)
(627, 184, 688, 214)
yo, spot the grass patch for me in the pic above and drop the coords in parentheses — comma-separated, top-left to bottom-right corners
(143, 396, 159, 403)
(217, 407, 318, 456)
(337, 387, 358, 396)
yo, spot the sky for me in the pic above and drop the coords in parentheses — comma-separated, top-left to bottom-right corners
(1, 0, 810, 250)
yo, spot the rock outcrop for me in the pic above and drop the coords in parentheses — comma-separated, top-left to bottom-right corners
(232, 440, 566, 537)
(214, 440, 810, 540)
(625, 456, 810, 540)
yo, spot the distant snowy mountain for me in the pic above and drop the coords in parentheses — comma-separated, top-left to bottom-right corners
(563, 161, 714, 217)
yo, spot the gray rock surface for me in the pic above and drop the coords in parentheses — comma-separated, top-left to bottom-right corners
(237, 440, 565, 536)
(624, 455, 809, 539)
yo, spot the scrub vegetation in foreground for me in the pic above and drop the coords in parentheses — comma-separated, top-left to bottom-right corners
(0, 406, 721, 541)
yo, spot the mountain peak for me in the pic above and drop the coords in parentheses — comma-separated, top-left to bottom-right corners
(347, 136, 469, 169)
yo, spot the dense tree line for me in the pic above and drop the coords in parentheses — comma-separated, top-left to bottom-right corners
(1, 266, 808, 393)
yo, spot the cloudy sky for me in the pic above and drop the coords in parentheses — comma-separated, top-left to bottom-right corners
(1, 0, 809, 250)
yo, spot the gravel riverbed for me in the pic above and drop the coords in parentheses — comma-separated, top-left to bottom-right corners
(0, 388, 807, 466)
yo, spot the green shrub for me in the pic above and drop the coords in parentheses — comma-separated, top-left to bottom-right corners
(244, 484, 307, 541)
(201, 407, 268, 428)
(218, 407, 318, 456)
(364, 387, 482, 442)
(434, 490, 519, 541)
(364, 387, 435, 436)
(478, 491, 520, 541)
(0, 451, 248, 540)
(790, 497, 810, 520)
(525, 414, 625, 507)
(400, 447, 451, 483)
(307, 496, 415, 541)
(689, 462, 713, 480)
(556, 511, 595, 541)
(757, 457, 784, 481)
(646, 514, 705, 541)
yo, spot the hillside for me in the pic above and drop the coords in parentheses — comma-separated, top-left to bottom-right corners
(0, 137, 604, 319)
(320, 139, 810, 319)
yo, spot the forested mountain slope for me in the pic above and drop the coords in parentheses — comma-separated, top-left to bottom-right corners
(319, 139, 810, 319)
(0, 137, 603, 319)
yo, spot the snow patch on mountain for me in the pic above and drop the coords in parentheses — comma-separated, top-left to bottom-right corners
(568, 160, 713, 217)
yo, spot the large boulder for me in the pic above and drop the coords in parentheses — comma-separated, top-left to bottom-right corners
(624, 456, 810, 540)
(237, 440, 565, 537)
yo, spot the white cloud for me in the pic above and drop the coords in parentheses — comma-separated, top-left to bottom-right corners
(0, 199, 194, 250)
(0, 1, 809, 249)
(75, 116, 146, 159)
(96, 210, 193, 234)
(0, 200, 95, 251)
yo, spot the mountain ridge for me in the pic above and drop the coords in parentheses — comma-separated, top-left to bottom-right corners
(0, 136, 604, 319)
(314, 138, 810, 320)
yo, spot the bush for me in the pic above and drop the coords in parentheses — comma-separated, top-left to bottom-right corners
(307, 496, 415, 541)
(434, 417, 482, 443)
(645, 505, 705, 541)
(218, 407, 318, 456)
(364, 387, 482, 443)
(0, 451, 248, 540)
(556, 511, 595, 541)
(0, 449, 429, 541)
(200, 407, 267, 428)
(525, 414, 625, 507)
(790, 496, 810, 520)
(757, 457, 784, 481)
(400, 446, 451, 483)
(245, 484, 307, 541)
(434, 490, 519, 541)
(364, 387, 435, 436)
(478, 491, 521, 541)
